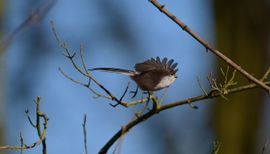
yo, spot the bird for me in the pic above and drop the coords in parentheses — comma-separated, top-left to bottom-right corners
(88, 57, 178, 92)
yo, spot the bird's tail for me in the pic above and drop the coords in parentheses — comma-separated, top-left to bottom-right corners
(88, 67, 136, 76)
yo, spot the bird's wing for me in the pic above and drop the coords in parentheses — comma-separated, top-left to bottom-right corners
(134, 57, 178, 73)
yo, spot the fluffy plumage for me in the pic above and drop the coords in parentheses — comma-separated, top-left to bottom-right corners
(88, 57, 178, 91)
(135, 57, 178, 74)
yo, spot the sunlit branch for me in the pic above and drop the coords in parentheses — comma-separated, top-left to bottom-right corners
(0, 97, 49, 154)
(98, 80, 270, 153)
(148, 0, 270, 94)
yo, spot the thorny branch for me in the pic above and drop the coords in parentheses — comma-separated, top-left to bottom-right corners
(0, 96, 49, 154)
(148, 0, 270, 94)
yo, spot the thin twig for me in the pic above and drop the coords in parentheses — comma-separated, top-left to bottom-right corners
(82, 114, 88, 154)
(20, 133, 24, 154)
(212, 140, 222, 154)
(125, 98, 147, 107)
(58, 67, 121, 101)
(261, 66, 270, 81)
(51, 21, 128, 107)
(197, 76, 208, 95)
(207, 67, 238, 100)
(25, 109, 36, 128)
(79, 44, 89, 73)
(35, 97, 48, 154)
(148, 0, 270, 94)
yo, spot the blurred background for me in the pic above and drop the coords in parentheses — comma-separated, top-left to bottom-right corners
(0, 0, 269, 154)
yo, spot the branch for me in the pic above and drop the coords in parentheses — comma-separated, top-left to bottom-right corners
(0, 96, 49, 154)
(148, 0, 270, 94)
(98, 80, 270, 153)
(51, 21, 129, 107)
(212, 140, 222, 154)
(261, 139, 269, 154)
(82, 114, 88, 154)
(0, 0, 56, 51)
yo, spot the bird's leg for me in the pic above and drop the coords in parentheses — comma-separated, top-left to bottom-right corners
(143, 91, 154, 101)
(143, 91, 153, 104)
(134, 91, 154, 116)
(146, 91, 151, 103)
(129, 86, 139, 98)
(138, 91, 151, 111)
(140, 91, 145, 104)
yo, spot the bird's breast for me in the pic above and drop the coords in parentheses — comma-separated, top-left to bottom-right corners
(153, 75, 176, 90)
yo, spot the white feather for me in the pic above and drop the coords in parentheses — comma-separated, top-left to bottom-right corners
(154, 75, 176, 90)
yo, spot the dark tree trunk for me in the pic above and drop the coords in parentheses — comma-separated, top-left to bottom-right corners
(213, 0, 270, 153)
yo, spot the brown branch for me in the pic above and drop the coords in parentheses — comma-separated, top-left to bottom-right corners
(82, 114, 88, 154)
(35, 97, 48, 154)
(148, 0, 270, 94)
(51, 21, 129, 107)
(0, 0, 56, 51)
(0, 96, 49, 154)
(98, 80, 270, 154)
(261, 67, 270, 81)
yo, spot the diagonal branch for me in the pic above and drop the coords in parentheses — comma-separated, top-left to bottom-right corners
(98, 80, 270, 154)
(148, 0, 270, 94)
(0, 0, 56, 51)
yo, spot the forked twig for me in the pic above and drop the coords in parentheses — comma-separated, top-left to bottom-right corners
(0, 97, 49, 154)
(207, 67, 238, 100)
(212, 140, 222, 154)
(51, 21, 129, 107)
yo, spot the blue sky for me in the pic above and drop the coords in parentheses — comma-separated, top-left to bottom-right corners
(4, 0, 219, 153)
